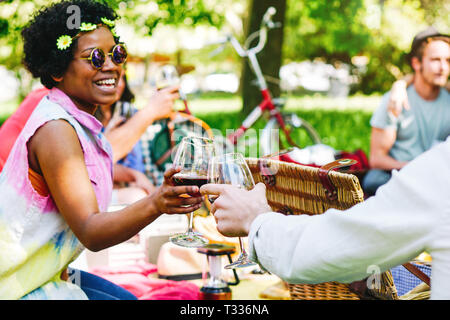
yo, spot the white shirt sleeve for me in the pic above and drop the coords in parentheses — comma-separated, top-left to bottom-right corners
(248, 138, 450, 292)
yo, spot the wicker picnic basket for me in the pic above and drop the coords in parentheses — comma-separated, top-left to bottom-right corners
(245, 157, 398, 300)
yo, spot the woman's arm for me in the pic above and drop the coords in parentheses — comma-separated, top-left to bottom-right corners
(28, 120, 201, 251)
(106, 86, 179, 162)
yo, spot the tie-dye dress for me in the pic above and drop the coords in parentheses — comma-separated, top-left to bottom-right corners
(0, 88, 113, 299)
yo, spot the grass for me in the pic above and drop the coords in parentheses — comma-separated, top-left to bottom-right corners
(187, 92, 377, 156)
(0, 92, 378, 155)
(183, 92, 381, 113)
(196, 108, 373, 156)
(283, 93, 380, 112)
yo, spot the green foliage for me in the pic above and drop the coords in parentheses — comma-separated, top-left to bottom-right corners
(284, 0, 371, 64)
(0, 114, 8, 128)
(0, 0, 225, 98)
(0, 17, 7, 37)
(283, 0, 449, 94)
(0, 0, 61, 98)
(114, 0, 225, 36)
(0, 0, 448, 99)
(358, 41, 407, 94)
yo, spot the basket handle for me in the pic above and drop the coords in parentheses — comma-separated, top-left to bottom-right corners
(402, 263, 431, 287)
(154, 115, 177, 167)
(257, 158, 277, 187)
(318, 159, 357, 201)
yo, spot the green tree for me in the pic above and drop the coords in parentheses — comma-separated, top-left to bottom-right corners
(358, 0, 449, 94)
(0, 0, 53, 99)
(1, 0, 448, 103)
(239, 0, 372, 118)
(0, 0, 224, 100)
(109, 0, 224, 36)
(282, 0, 449, 95)
(284, 0, 371, 65)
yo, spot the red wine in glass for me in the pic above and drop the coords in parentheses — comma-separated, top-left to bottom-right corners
(172, 174, 208, 197)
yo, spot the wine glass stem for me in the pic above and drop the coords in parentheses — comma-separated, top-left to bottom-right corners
(238, 237, 247, 256)
(187, 211, 194, 233)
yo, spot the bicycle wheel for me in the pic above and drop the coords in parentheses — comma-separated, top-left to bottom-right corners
(260, 112, 322, 156)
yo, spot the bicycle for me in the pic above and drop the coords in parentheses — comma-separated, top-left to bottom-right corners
(205, 7, 322, 158)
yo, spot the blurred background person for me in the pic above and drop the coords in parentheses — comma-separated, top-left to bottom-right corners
(362, 27, 450, 196)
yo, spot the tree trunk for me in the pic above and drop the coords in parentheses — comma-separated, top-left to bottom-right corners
(240, 0, 286, 118)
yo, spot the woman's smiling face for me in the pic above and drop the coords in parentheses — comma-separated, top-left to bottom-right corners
(55, 26, 122, 113)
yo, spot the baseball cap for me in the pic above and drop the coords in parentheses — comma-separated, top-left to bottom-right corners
(409, 26, 449, 60)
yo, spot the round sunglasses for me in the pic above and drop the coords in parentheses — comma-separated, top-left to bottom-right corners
(80, 44, 128, 69)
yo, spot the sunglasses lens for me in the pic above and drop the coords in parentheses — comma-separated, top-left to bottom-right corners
(112, 45, 127, 65)
(91, 49, 105, 69)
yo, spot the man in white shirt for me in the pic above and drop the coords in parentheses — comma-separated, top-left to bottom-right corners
(200, 136, 450, 299)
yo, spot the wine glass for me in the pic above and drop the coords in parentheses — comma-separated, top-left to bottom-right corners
(154, 64, 179, 89)
(154, 64, 190, 113)
(169, 136, 215, 248)
(208, 153, 257, 269)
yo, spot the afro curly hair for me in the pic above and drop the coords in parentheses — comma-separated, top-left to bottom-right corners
(22, 0, 119, 89)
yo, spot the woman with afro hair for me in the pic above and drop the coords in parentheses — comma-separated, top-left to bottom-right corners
(0, 0, 203, 300)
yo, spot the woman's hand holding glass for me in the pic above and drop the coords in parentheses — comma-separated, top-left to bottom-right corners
(145, 85, 180, 121)
(168, 136, 215, 248)
(149, 166, 203, 215)
(153, 64, 189, 114)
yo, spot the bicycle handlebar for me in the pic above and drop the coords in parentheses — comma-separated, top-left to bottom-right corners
(262, 6, 277, 28)
(204, 7, 279, 58)
(241, 6, 278, 56)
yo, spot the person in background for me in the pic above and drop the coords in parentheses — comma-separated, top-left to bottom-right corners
(0, 88, 48, 172)
(362, 27, 450, 196)
(0, 0, 202, 300)
(200, 135, 450, 300)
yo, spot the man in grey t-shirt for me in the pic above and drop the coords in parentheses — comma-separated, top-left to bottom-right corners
(363, 27, 450, 196)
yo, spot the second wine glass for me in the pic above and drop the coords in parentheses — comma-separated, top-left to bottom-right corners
(154, 64, 190, 114)
(208, 153, 257, 269)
